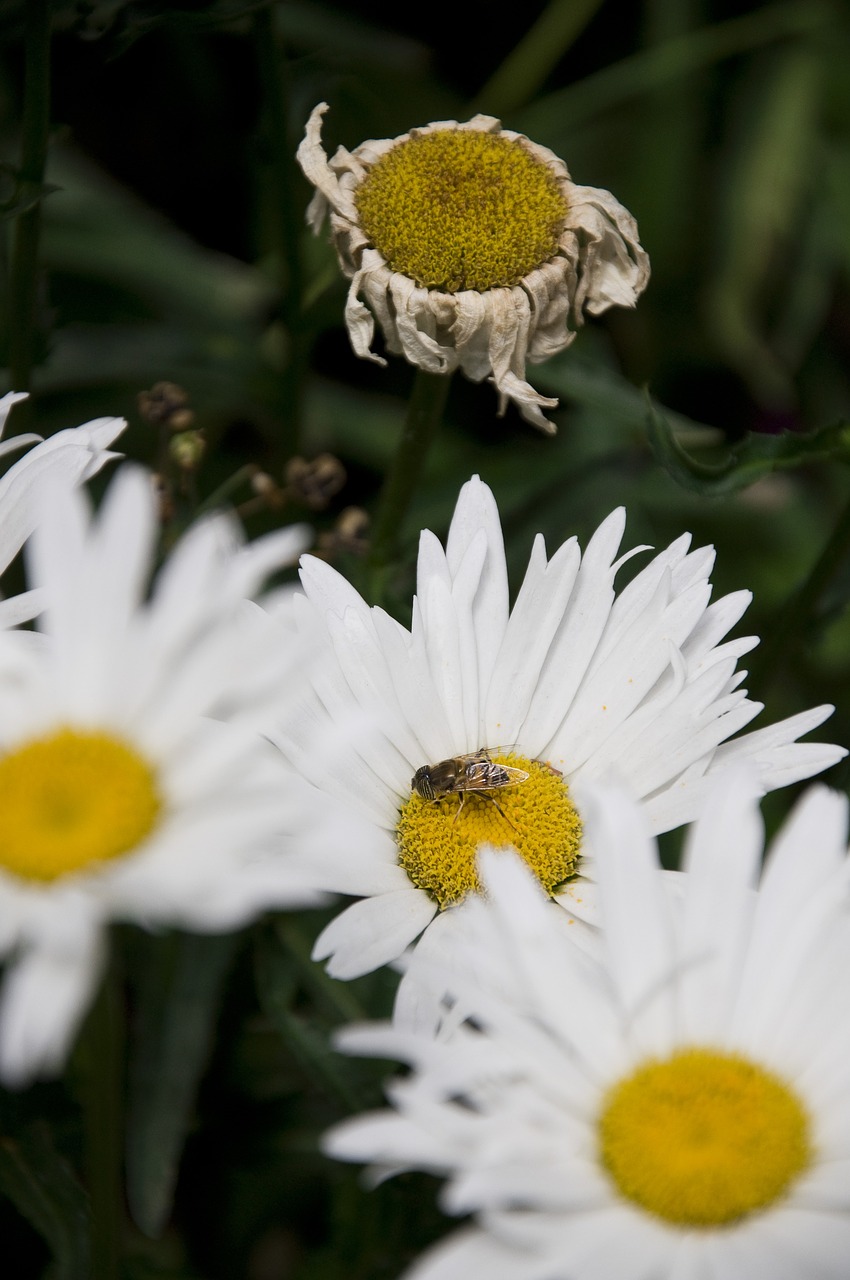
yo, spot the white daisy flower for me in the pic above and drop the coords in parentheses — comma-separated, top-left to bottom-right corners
(0, 465, 324, 1086)
(297, 105, 649, 433)
(271, 475, 844, 983)
(326, 774, 850, 1280)
(0, 391, 125, 623)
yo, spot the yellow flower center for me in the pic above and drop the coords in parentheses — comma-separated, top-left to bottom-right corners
(396, 753, 581, 908)
(354, 130, 569, 293)
(598, 1047, 812, 1227)
(0, 728, 163, 882)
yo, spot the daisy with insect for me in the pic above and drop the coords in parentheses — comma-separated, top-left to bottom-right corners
(270, 475, 844, 984)
(410, 749, 530, 826)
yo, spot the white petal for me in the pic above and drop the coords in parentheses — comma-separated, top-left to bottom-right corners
(676, 768, 763, 1041)
(485, 533, 580, 749)
(0, 417, 125, 575)
(405, 1226, 549, 1280)
(528, 508, 629, 755)
(312, 891, 438, 978)
(0, 930, 105, 1087)
(579, 782, 677, 1054)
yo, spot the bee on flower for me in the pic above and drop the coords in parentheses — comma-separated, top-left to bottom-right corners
(269, 475, 844, 988)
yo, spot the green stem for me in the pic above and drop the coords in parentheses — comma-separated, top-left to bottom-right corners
(750, 489, 850, 693)
(196, 463, 265, 517)
(517, 0, 829, 139)
(254, 2, 304, 462)
(473, 0, 604, 117)
(274, 917, 371, 1026)
(8, 0, 51, 405)
(82, 965, 124, 1280)
(366, 369, 451, 592)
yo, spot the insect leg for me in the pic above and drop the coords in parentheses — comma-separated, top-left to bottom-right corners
(451, 791, 467, 824)
(483, 793, 519, 833)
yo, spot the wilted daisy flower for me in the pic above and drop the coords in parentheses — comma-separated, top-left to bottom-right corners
(297, 105, 649, 432)
(0, 465, 324, 1086)
(326, 775, 850, 1279)
(272, 476, 844, 982)
(0, 391, 125, 620)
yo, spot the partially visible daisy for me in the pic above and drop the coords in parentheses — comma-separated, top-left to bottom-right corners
(297, 105, 649, 432)
(0, 465, 324, 1086)
(271, 476, 844, 982)
(0, 392, 125, 621)
(326, 775, 850, 1280)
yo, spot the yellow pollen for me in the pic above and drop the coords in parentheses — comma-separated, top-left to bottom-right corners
(396, 753, 581, 909)
(598, 1047, 812, 1228)
(354, 130, 569, 292)
(0, 728, 163, 882)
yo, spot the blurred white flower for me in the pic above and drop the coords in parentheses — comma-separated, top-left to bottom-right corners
(327, 775, 850, 1280)
(297, 105, 649, 432)
(0, 465, 324, 1086)
(271, 476, 844, 984)
(0, 392, 125, 597)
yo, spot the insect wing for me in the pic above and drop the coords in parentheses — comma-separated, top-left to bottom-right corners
(460, 759, 529, 791)
(460, 759, 495, 790)
(494, 764, 530, 788)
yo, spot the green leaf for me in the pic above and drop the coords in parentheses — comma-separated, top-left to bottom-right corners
(0, 163, 60, 221)
(536, 350, 716, 439)
(517, 0, 830, 143)
(254, 924, 368, 1114)
(704, 45, 822, 400)
(125, 931, 238, 1239)
(647, 399, 850, 494)
(474, 0, 605, 117)
(0, 1123, 91, 1280)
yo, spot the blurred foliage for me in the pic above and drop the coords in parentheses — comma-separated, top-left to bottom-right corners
(2, 0, 850, 1275)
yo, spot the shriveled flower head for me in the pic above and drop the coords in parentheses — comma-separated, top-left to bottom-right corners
(270, 476, 844, 984)
(327, 776, 850, 1280)
(0, 465, 324, 1086)
(297, 105, 649, 432)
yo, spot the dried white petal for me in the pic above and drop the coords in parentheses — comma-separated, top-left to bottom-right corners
(297, 104, 650, 432)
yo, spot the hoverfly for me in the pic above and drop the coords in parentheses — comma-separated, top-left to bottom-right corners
(411, 749, 529, 829)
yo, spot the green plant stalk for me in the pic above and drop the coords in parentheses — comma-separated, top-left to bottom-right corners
(366, 368, 451, 588)
(8, 0, 51, 402)
(751, 490, 850, 693)
(274, 917, 370, 1026)
(474, 0, 605, 117)
(254, 3, 305, 461)
(83, 965, 125, 1280)
(518, 0, 829, 138)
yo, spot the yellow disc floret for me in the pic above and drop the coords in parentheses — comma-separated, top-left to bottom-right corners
(598, 1047, 812, 1227)
(397, 753, 581, 908)
(354, 131, 569, 292)
(0, 728, 163, 881)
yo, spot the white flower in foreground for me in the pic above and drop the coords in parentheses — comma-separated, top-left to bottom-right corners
(327, 775, 850, 1280)
(297, 104, 649, 432)
(271, 476, 844, 983)
(0, 392, 125, 624)
(0, 465, 323, 1086)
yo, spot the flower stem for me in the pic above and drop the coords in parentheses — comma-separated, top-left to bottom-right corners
(253, 3, 305, 462)
(8, 0, 51, 406)
(750, 488, 850, 692)
(366, 368, 451, 593)
(474, 0, 604, 116)
(82, 964, 125, 1280)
